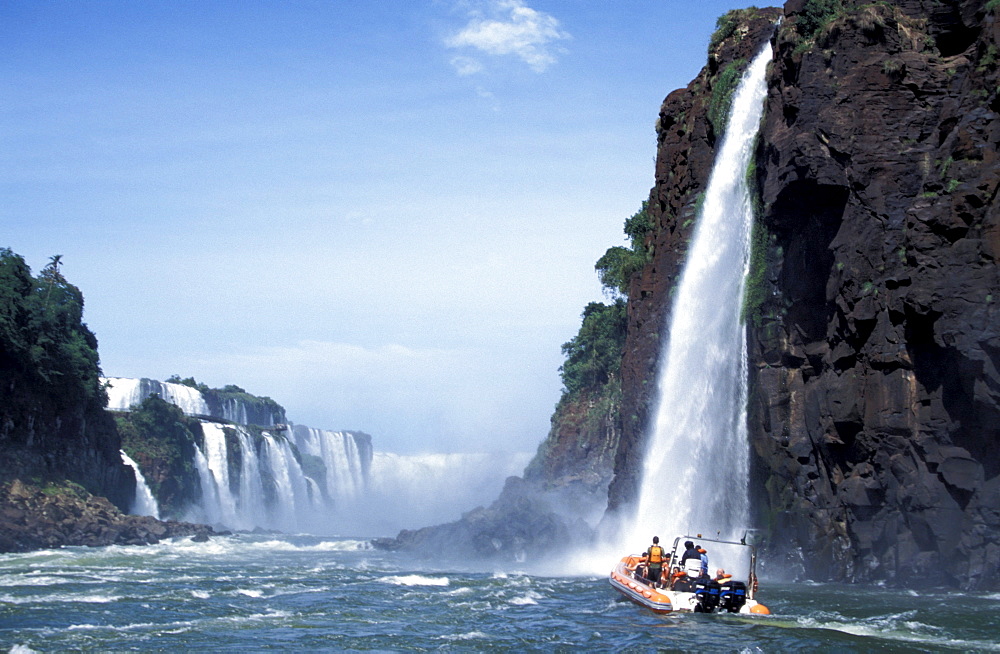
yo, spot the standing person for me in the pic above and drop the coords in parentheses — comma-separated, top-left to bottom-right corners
(642, 536, 666, 585)
(698, 547, 709, 578)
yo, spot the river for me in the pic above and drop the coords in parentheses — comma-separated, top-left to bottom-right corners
(2, 534, 996, 652)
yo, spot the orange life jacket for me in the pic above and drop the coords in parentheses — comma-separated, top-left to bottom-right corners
(648, 545, 663, 564)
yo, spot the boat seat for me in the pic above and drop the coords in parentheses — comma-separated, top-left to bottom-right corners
(684, 558, 702, 578)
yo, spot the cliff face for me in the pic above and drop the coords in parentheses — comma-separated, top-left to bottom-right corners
(608, 0, 999, 589)
(748, 0, 1000, 588)
(608, 8, 783, 515)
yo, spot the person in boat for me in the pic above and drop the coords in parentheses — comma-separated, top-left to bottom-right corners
(680, 541, 700, 566)
(714, 568, 732, 584)
(641, 536, 666, 586)
(698, 547, 709, 578)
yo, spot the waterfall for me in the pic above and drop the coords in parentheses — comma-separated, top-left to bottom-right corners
(179, 422, 372, 533)
(103, 377, 209, 416)
(189, 442, 223, 525)
(627, 43, 772, 546)
(290, 426, 368, 504)
(120, 450, 160, 519)
(260, 433, 312, 532)
(199, 423, 240, 527)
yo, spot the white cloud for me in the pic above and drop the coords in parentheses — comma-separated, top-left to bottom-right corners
(449, 55, 484, 76)
(447, 0, 570, 73)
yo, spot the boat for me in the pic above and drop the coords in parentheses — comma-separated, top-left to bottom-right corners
(609, 534, 771, 615)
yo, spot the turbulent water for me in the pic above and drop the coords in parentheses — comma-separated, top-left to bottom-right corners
(627, 42, 773, 546)
(2, 534, 996, 652)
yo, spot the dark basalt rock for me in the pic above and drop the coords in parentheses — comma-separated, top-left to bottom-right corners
(746, 0, 1000, 590)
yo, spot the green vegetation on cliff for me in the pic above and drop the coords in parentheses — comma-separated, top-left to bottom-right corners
(115, 396, 203, 518)
(562, 201, 652, 398)
(166, 375, 286, 424)
(0, 250, 105, 411)
(595, 201, 653, 299)
(559, 300, 627, 396)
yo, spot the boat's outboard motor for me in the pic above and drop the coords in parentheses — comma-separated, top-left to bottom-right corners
(719, 581, 747, 613)
(693, 580, 721, 613)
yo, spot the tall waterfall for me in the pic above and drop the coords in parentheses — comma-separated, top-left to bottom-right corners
(627, 43, 772, 546)
(120, 450, 160, 519)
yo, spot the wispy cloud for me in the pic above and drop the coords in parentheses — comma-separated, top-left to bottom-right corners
(447, 0, 570, 74)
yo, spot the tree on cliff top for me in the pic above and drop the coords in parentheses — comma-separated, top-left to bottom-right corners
(559, 300, 627, 396)
(595, 201, 652, 299)
(0, 249, 105, 410)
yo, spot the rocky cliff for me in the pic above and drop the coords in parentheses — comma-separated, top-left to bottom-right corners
(748, 0, 1000, 589)
(608, 0, 999, 589)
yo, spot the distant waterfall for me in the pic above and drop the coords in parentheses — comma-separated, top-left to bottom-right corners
(291, 426, 369, 504)
(101, 377, 284, 426)
(182, 422, 372, 533)
(105, 377, 209, 416)
(628, 43, 772, 544)
(120, 450, 160, 519)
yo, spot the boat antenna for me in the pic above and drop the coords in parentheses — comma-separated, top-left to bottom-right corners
(740, 530, 747, 545)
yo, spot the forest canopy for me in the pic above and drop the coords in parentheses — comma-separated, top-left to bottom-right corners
(0, 249, 105, 410)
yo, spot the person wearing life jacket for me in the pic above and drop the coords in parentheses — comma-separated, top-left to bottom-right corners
(714, 568, 732, 585)
(698, 547, 709, 578)
(641, 536, 666, 585)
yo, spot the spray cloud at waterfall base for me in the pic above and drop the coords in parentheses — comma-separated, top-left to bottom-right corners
(602, 42, 773, 565)
(104, 377, 528, 536)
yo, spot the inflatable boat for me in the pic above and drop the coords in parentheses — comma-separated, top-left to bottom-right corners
(609, 534, 770, 615)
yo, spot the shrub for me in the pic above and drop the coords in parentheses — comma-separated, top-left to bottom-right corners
(559, 300, 628, 396)
(595, 201, 653, 299)
(708, 59, 747, 138)
(797, 0, 845, 39)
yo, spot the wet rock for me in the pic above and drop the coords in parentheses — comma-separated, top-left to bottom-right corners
(0, 480, 215, 553)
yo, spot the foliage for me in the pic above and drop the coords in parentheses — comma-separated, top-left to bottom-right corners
(708, 59, 747, 138)
(742, 221, 771, 327)
(595, 201, 653, 299)
(559, 300, 627, 396)
(796, 0, 845, 39)
(0, 249, 105, 410)
(166, 375, 210, 393)
(116, 395, 202, 516)
(709, 7, 762, 54)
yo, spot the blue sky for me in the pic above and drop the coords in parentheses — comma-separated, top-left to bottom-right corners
(2, 0, 764, 454)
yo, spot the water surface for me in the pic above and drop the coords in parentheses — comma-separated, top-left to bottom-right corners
(2, 534, 996, 652)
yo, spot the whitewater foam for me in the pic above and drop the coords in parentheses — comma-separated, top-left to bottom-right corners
(381, 574, 450, 587)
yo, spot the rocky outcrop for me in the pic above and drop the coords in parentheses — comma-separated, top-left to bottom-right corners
(747, 0, 1000, 589)
(0, 479, 214, 552)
